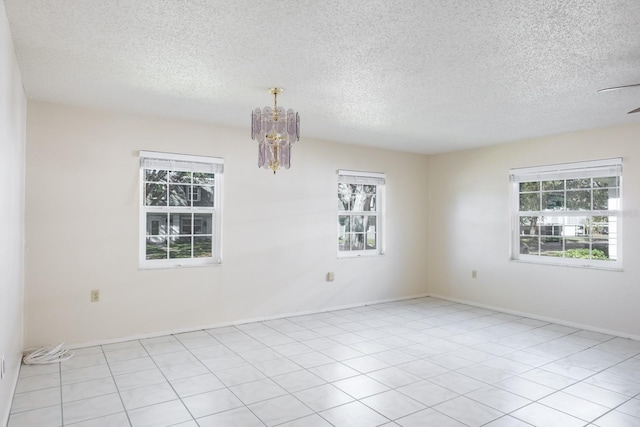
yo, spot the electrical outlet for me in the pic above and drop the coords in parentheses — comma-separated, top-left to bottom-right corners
(326, 272, 335, 282)
(472, 270, 478, 279)
(90, 289, 100, 302)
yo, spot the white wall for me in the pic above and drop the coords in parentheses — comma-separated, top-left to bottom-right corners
(427, 123, 640, 338)
(23, 83, 640, 357)
(0, 2, 26, 424)
(24, 101, 430, 347)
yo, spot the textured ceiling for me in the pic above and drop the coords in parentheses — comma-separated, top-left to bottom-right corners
(4, 0, 640, 154)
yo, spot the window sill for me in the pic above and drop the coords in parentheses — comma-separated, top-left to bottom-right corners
(510, 258, 622, 272)
(139, 260, 222, 270)
(338, 252, 385, 259)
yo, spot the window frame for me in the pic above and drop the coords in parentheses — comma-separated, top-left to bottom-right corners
(139, 151, 223, 269)
(337, 170, 386, 258)
(509, 158, 622, 270)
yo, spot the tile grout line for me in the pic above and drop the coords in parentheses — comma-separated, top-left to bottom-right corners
(199, 326, 313, 426)
(8, 297, 640, 426)
(99, 344, 133, 427)
(519, 345, 640, 425)
(419, 314, 640, 425)
(195, 327, 270, 425)
(137, 336, 203, 425)
(58, 361, 63, 427)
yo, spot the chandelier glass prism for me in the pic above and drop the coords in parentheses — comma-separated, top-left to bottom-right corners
(251, 88, 300, 174)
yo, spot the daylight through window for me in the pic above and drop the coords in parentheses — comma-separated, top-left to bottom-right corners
(510, 158, 622, 269)
(139, 151, 223, 268)
(338, 170, 385, 257)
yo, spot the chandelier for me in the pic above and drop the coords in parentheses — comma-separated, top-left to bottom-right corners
(251, 88, 300, 174)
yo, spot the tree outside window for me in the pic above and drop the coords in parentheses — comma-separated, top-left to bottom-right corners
(337, 171, 385, 257)
(511, 159, 621, 269)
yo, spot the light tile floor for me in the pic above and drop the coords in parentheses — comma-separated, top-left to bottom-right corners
(7, 297, 640, 427)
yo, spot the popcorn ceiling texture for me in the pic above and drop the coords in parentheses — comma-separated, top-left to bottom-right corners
(4, 0, 640, 153)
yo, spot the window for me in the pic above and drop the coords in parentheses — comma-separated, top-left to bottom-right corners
(187, 187, 201, 202)
(337, 170, 385, 257)
(140, 151, 223, 268)
(510, 158, 622, 269)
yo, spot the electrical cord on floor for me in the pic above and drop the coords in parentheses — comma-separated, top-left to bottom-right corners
(22, 343, 74, 365)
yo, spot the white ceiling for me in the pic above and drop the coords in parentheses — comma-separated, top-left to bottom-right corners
(4, 0, 640, 154)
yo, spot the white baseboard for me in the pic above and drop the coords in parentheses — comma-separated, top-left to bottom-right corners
(428, 293, 640, 342)
(67, 293, 431, 349)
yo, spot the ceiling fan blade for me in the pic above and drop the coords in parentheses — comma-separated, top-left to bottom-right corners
(597, 83, 640, 93)
(628, 107, 640, 114)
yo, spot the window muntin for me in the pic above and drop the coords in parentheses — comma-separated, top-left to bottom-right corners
(338, 170, 385, 257)
(140, 151, 223, 268)
(511, 159, 621, 269)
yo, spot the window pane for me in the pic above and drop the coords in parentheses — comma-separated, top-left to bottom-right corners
(169, 184, 190, 206)
(146, 213, 167, 236)
(366, 233, 376, 250)
(145, 169, 167, 183)
(169, 171, 191, 183)
(338, 235, 349, 251)
(540, 222, 562, 236)
(564, 237, 589, 255)
(351, 233, 365, 250)
(593, 176, 618, 188)
(338, 215, 349, 251)
(350, 214, 366, 250)
(351, 215, 365, 233)
(520, 236, 537, 255)
(519, 216, 539, 235)
(542, 192, 564, 210)
(366, 216, 377, 249)
(193, 172, 214, 185)
(363, 185, 377, 211)
(338, 197, 347, 211)
(181, 217, 191, 234)
(170, 213, 191, 235)
(146, 237, 167, 260)
(365, 194, 376, 211)
(542, 180, 564, 191)
(169, 236, 192, 258)
(194, 213, 213, 234)
(539, 215, 559, 231)
(145, 183, 167, 206)
(565, 242, 601, 260)
(593, 238, 616, 260)
(563, 216, 589, 236)
(566, 190, 591, 210)
(338, 183, 352, 211)
(194, 236, 212, 258)
(193, 185, 214, 207)
(540, 236, 562, 257)
(351, 185, 362, 211)
(593, 188, 619, 210)
(566, 178, 590, 189)
(519, 193, 540, 211)
(344, 185, 377, 212)
(591, 216, 609, 238)
(519, 181, 539, 192)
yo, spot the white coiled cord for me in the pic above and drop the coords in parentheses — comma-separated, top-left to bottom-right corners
(22, 344, 74, 365)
